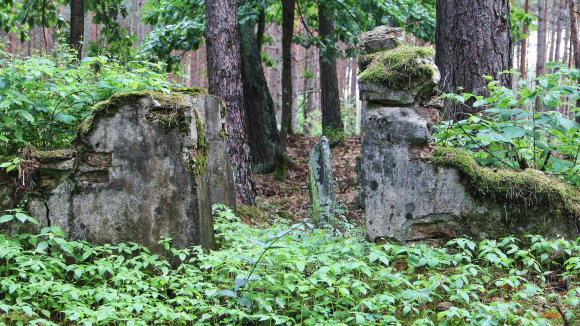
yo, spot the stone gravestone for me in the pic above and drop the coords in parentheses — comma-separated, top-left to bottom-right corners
(358, 26, 580, 244)
(308, 136, 336, 225)
(0, 90, 236, 253)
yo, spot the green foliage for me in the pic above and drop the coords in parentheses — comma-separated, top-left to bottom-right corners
(0, 45, 174, 156)
(295, 0, 435, 60)
(0, 0, 67, 41)
(139, 0, 206, 69)
(296, 95, 358, 136)
(434, 65, 580, 187)
(361, 0, 435, 43)
(0, 0, 133, 60)
(1, 207, 579, 324)
(510, 5, 536, 43)
(85, 0, 137, 60)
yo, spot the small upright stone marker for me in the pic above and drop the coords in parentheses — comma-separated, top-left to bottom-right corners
(308, 136, 336, 225)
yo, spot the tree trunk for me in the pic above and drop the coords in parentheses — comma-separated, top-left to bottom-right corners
(206, 0, 255, 205)
(570, 0, 580, 123)
(520, 0, 529, 80)
(256, 9, 265, 51)
(554, 0, 565, 62)
(318, 3, 344, 136)
(537, 0, 548, 79)
(239, 17, 280, 174)
(274, 0, 295, 180)
(548, 0, 559, 63)
(303, 46, 316, 135)
(435, 0, 511, 120)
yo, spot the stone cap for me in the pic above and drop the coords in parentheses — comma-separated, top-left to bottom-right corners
(359, 26, 404, 57)
(358, 45, 440, 106)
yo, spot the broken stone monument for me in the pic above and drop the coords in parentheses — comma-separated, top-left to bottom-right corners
(0, 89, 236, 253)
(358, 26, 580, 244)
(309, 136, 336, 224)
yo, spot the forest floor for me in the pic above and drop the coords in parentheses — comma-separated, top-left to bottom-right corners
(244, 134, 364, 228)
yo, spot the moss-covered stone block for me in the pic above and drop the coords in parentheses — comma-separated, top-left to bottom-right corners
(1, 90, 236, 254)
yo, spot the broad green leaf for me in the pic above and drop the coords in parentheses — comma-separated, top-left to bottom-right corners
(218, 290, 237, 298)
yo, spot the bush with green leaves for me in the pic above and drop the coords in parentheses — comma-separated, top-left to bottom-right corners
(1, 206, 579, 325)
(434, 64, 580, 187)
(0, 44, 175, 156)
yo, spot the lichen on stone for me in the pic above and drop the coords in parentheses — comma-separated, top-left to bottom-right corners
(358, 46, 435, 88)
(429, 146, 580, 221)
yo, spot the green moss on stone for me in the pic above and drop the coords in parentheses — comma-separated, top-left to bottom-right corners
(429, 146, 580, 221)
(175, 87, 208, 96)
(77, 90, 188, 139)
(184, 109, 208, 177)
(358, 45, 435, 88)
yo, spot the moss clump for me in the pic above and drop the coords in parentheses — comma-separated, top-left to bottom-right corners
(77, 90, 188, 139)
(32, 149, 74, 160)
(174, 86, 208, 96)
(358, 46, 435, 88)
(429, 146, 580, 221)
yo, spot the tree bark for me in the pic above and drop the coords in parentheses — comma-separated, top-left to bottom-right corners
(554, 0, 566, 62)
(239, 17, 280, 174)
(548, 0, 559, 63)
(520, 0, 529, 79)
(274, 0, 295, 180)
(570, 0, 580, 123)
(318, 3, 344, 136)
(206, 0, 255, 205)
(303, 46, 316, 135)
(256, 8, 265, 51)
(537, 0, 548, 79)
(435, 0, 511, 120)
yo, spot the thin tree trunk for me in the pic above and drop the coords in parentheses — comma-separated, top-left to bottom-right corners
(206, 0, 255, 205)
(319, 3, 344, 137)
(303, 46, 315, 135)
(554, 0, 566, 62)
(274, 0, 295, 180)
(290, 42, 300, 134)
(548, 0, 559, 63)
(536, 0, 549, 111)
(537, 0, 548, 78)
(571, 0, 580, 122)
(69, 0, 84, 59)
(563, 25, 570, 64)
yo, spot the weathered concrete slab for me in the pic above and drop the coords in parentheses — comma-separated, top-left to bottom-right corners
(1, 90, 236, 253)
(309, 136, 336, 225)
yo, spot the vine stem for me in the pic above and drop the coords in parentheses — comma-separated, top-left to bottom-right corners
(241, 221, 309, 291)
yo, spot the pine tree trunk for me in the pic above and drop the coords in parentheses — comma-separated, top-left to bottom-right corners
(554, 0, 565, 62)
(206, 0, 255, 205)
(548, 0, 559, 63)
(537, 0, 548, 79)
(318, 4, 344, 136)
(290, 42, 300, 134)
(570, 0, 580, 123)
(435, 0, 512, 120)
(520, 0, 528, 80)
(239, 17, 280, 174)
(274, 0, 295, 180)
(303, 46, 316, 135)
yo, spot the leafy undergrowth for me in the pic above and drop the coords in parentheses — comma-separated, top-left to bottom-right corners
(1, 207, 579, 325)
(252, 135, 363, 228)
